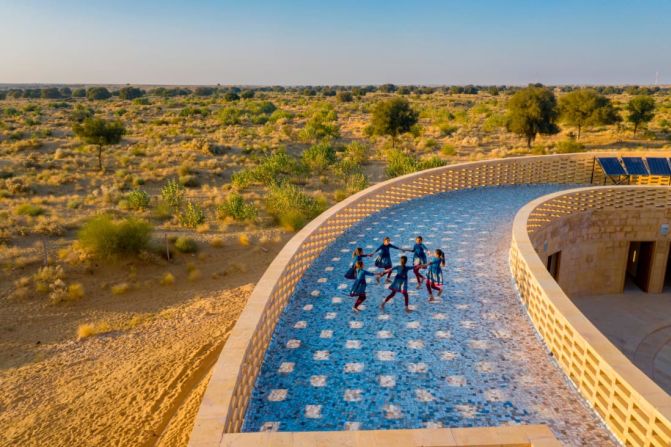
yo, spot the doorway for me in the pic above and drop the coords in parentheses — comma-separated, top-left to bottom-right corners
(547, 251, 561, 281)
(627, 241, 655, 292)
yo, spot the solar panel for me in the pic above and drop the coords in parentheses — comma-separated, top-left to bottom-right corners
(646, 157, 671, 176)
(597, 157, 627, 176)
(621, 157, 649, 175)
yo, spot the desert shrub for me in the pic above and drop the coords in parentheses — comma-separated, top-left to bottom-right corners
(179, 174, 200, 188)
(125, 189, 150, 210)
(554, 139, 585, 154)
(14, 203, 45, 216)
(302, 142, 336, 172)
(217, 193, 257, 221)
(78, 215, 152, 259)
(241, 89, 255, 99)
(266, 183, 324, 231)
(231, 150, 299, 189)
(385, 150, 417, 178)
(384, 150, 445, 178)
(174, 236, 198, 253)
(218, 107, 243, 125)
(336, 91, 354, 102)
(77, 321, 112, 339)
(67, 283, 85, 300)
(441, 144, 457, 156)
(160, 272, 175, 285)
(300, 104, 339, 142)
(34, 265, 65, 294)
(224, 92, 240, 101)
(344, 141, 369, 164)
(111, 282, 130, 295)
(178, 201, 205, 228)
(161, 179, 185, 210)
(86, 87, 111, 100)
(118, 86, 144, 100)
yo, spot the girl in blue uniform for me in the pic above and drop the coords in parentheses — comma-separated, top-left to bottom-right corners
(410, 236, 428, 288)
(349, 260, 377, 311)
(373, 237, 406, 282)
(378, 256, 414, 312)
(345, 247, 371, 280)
(417, 249, 446, 302)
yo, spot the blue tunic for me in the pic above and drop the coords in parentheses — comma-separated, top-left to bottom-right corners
(426, 256, 444, 284)
(345, 255, 366, 279)
(389, 265, 414, 292)
(374, 243, 400, 269)
(349, 269, 375, 295)
(412, 243, 428, 265)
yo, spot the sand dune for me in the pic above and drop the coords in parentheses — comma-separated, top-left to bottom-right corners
(0, 284, 252, 447)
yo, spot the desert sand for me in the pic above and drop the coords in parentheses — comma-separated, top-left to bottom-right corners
(0, 234, 285, 447)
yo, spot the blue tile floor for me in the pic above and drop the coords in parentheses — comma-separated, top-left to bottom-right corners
(242, 185, 617, 446)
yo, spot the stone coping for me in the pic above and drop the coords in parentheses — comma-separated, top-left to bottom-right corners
(511, 186, 671, 447)
(217, 424, 561, 446)
(190, 152, 671, 447)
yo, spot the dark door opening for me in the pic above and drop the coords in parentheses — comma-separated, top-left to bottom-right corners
(627, 241, 655, 292)
(547, 251, 561, 281)
(665, 248, 671, 291)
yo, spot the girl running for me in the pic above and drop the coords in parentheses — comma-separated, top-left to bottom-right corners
(349, 261, 377, 312)
(373, 237, 406, 282)
(379, 256, 414, 313)
(345, 247, 370, 280)
(417, 249, 446, 302)
(410, 236, 428, 288)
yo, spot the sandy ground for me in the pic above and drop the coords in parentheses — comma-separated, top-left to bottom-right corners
(0, 234, 286, 447)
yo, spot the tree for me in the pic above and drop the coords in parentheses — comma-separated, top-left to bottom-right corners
(223, 92, 240, 101)
(336, 91, 353, 102)
(370, 97, 419, 148)
(506, 85, 560, 148)
(87, 87, 111, 100)
(40, 88, 62, 99)
(627, 95, 655, 135)
(118, 86, 145, 100)
(559, 88, 620, 139)
(240, 89, 255, 99)
(72, 88, 86, 98)
(73, 118, 125, 171)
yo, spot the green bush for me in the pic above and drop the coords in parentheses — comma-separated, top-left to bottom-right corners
(346, 173, 368, 193)
(302, 142, 336, 173)
(78, 215, 152, 259)
(266, 183, 324, 231)
(125, 189, 150, 210)
(231, 151, 299, 189)
(161, 179, 185, 210)
(344, 141, 369, 164)
(217, 193, 257, 221)
(179, 174, 200, 188)
(14, 203, 45, 216)
(554, 139, 585, 154)
(385, 150, 417, 178)
(174, 236, 198, 253)
(441, 144, 457, 156)
(178, 201, 205, 228)
(385, 150, 445, 178)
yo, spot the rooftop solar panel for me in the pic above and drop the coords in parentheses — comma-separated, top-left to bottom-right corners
(621, 157, 649, 175)
(597, 157, 627, 176)
(646, 158, 671, 176)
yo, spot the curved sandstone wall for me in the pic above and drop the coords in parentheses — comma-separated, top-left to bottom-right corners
(190, 152, 669, 446)
(511, 186, 671, 447)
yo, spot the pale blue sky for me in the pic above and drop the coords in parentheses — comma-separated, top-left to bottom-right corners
(1, 0, 670, 85)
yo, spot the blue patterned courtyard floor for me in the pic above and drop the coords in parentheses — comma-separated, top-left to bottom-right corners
(242, 185, 618, 446)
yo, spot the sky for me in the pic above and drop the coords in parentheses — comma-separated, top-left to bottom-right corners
(1, 0, 670, 86)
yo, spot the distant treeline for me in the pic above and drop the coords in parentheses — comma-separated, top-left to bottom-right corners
(0, 83, 667, 101)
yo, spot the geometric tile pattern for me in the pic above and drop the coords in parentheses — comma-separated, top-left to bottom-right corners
(243, 185, 617, 446)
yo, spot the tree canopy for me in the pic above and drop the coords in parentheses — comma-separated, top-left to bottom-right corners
(627, 95, 656, 135)
(118, 86, 145, 100)
(73, 118, 125, 171)
(506, 85, 560, 148)
(86, 87, 111, 101)
(559, 88, 620, 139)
(370, 97, 419, 147)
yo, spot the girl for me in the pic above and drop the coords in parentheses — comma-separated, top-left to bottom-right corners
(379, 256, 414, 313)
(345, 247, 370, 280)
(410, 236, 428, 288)
(418, 249, 446, 302)
(373, 237, 406, 282)
(349, 261, 377, 311)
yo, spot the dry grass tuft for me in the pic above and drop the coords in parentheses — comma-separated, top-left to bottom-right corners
(111, 282, 131, 295)
(77, 321, 112, 339)
(160, 272, 175, 285)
